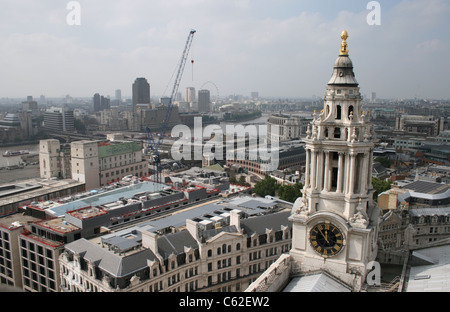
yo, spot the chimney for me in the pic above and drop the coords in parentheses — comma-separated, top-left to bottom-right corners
(186, 219, 199, 239)
(142, 230, 159, 254)
(230, 210, 241, 232)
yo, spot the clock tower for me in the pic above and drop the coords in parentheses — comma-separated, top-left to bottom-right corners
(289, 31, 380, 291)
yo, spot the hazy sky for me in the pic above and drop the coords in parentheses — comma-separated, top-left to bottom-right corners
(0, 0, 449, 100)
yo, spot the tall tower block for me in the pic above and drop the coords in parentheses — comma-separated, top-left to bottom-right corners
(289, 31, 380, 291)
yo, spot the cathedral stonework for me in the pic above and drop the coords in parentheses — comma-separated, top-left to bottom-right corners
(289, 31, 380, 291)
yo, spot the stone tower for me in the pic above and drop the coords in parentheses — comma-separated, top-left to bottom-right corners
(289, 31, 380, 291)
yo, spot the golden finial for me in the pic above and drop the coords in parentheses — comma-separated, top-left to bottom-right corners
(340, 30, 349, 55)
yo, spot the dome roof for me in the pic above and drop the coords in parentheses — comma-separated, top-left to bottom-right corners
(327, 55, 359, 87)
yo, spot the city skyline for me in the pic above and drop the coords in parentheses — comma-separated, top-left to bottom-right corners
(0, 0, 449, 100)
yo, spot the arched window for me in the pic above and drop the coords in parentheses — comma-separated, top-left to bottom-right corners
(336, 105, 342, 120)
(348, 105, 354, 119)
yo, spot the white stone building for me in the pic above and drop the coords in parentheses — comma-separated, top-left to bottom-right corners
(247, 31, 381, 292)
(58, 209, 292, 292)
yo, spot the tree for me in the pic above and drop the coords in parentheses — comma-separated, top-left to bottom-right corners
(277, 183, 303, 203)
(253, 176, 279, 197)
(74, 118, 86, 134)
(372, 177, 391, 201)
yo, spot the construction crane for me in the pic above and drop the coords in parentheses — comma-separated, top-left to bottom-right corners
(146, 29, 196, 184)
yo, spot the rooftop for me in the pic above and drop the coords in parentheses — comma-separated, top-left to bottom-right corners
(35, 217, 80, 234)
(66, 206, 108, 220)
(405, 241, 450, 292)
(44, 181, 166, 217)
(0, 212, 39, 231)
(0, 178, 85, 209)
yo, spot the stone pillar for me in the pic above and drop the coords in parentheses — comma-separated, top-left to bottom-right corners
(317, 151, 324, 191)
(310, 150, 317, 191)
(337, 152, 344, 193)
(323, 151, 330, 191)
(368, 149, 374, 189)
(344, 152, 350, 194)
(360, 152, 369, 194)
(348, 152, 356, 195)
(304, 149, 310, 188)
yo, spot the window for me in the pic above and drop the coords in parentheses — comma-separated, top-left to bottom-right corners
(334, 127, 341, 139)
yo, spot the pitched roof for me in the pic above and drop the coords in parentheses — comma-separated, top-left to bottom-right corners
(241, 210, 291, 235)
(157, 231, 198, 258)
(65, 238, 157, 278)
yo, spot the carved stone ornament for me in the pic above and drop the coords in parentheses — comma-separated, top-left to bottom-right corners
(349, 199, 369, 228)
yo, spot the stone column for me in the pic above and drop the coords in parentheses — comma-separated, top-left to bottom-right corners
(304, 149, 310, 188)
(337, 151, 344, 193)
(348, 152, 356, 195)
(368, 149, 374, 189)
(344, 152, 350, 194)
(323, 151, 331, 191)
(310, 150, 317, 191)
(360, 152, 369, 194)
(317, 151, 324, 191)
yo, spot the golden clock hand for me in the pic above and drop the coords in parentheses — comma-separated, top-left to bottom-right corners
(318, 228, 330, 244)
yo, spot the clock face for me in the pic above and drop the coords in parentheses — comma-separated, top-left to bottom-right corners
(310, 222, 344, 258)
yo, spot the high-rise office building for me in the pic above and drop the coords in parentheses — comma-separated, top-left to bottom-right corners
(132, 78, 150, 111)
(43, 107, 74, 132)
(93, 94, 110, 112)
(115, 89, 122, 101)
(21, 96, 39, 116)
(198, 89, 210, 113)
(93, 93, 101, 112)
(185, 87, 195, 102)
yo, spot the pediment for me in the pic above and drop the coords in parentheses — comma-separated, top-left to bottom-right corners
(205, 231, 242, 244)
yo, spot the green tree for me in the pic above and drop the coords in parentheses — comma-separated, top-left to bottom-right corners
(277, 183, 303, 203)
(372, 177, 391, 201)
(74, 118, 86, 134)
(253, 176, 279, 197)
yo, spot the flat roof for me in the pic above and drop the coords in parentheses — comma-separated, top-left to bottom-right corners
(100, 195, 284, 243)
(35, 217, 80, 234)
(0, 213, 40, 231)
(67, 206, 108, 220)
(0, 178, 85, 208)
(46, 181, 167, 217)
